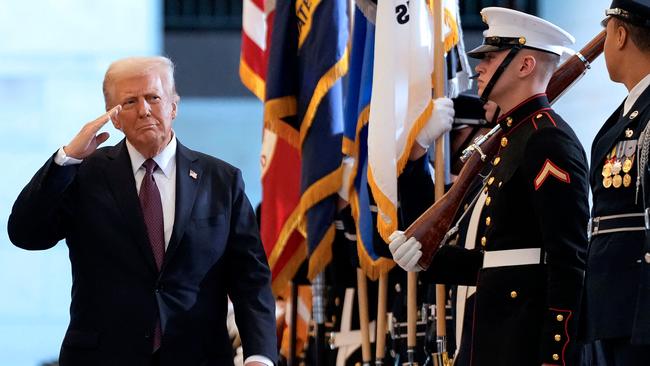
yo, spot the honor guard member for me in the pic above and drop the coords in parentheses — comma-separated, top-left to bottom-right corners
(583, 1, 650, 364)
(389, 7, 590, 366)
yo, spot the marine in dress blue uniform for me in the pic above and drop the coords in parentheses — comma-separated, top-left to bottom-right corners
(389, 8, 590, 366)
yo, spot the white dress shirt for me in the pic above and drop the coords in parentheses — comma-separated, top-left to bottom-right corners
(624, 73, 650, 116)
(54, 136, 273, 366)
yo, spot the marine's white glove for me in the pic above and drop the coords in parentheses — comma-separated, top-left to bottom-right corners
(388, 231, 423, 272)
(415, 97, 455, 149)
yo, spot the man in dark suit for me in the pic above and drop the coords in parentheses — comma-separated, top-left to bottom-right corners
(583, 1, 650, 364)
(7, 56, 277, 366)
(388, 7, 589, 366)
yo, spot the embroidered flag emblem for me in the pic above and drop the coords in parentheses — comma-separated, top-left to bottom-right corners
(189, 170, 198, 180)
(534, 159, 570, 190)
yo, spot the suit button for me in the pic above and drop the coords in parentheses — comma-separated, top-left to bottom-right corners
(486, 217, 491, 226)
(552, 353, 560, 361)
(506, 117, 513, 127)
(481, 237, 487, 247)
(556, 314, 564, 322)
(510, 291, 517, 299)
(493, 157, 501, 166)
(554, 334, 562, 342)
(488, 176, 495, 185)
(645, 252, 650, 264)
(501, 137, 508, 147)
(485, 196, 492, 206)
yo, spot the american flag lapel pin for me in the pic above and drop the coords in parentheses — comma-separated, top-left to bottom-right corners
(189, 169, 198, 180)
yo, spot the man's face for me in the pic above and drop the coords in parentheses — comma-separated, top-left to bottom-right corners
(110, 72, 177, 156)
(475, 50, 510, 100)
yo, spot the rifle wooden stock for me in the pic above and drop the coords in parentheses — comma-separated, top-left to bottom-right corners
(407, 30, 606, 270)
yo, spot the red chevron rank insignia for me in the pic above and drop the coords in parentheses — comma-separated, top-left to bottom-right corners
(534, 159, 570, 190)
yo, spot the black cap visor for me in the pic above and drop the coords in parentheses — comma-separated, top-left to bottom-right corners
(467, 36, 527, 59)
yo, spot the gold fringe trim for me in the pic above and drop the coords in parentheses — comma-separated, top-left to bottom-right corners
(396, 100, 433, 176)
(299, 47, 350, 146)
(307, 224, 336, 280)
(265, 96, 297, 122)
(265, 118, 301, 149)
(267, 206, 304, 268)
(271, 241, 308, 296)
(299, 166, 343, 219)
(366, 165, 398, 242)
(348, 188, 395, 281)
(239, 57, 266, 101)
(443, 8, 459, 53)
(342, 136, 355, 156)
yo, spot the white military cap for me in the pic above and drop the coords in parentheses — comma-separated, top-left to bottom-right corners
(467, 7, 575, 59)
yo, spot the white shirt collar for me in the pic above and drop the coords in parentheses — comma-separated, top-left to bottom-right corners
(125, 132, 177, 178)
(624, 73, 650, 116)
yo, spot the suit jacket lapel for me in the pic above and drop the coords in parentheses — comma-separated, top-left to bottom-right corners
(163, 141, 201, 269)
(105, 140, 159, 274)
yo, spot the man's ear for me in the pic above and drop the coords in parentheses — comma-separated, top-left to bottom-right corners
(616, 23, 628, 50)
(171, 102, 178, 120)
(110, 110, 122, 130)
(519, 55, 537, 78)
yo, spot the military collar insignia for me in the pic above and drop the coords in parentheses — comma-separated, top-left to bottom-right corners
(630, 110, 639, 119)
(625, 128, 634, 138)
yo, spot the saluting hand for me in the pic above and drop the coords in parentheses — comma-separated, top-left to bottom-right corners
(63, 105, 121, 159)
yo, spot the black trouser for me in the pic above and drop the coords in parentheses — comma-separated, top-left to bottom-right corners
(599, 337, 650, 366)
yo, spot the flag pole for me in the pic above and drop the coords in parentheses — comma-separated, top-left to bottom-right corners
(406, 271, 418, 365)
(357, 268, 372, 366)
(432, 0, 451, 365)
(375, 273, 388, 365)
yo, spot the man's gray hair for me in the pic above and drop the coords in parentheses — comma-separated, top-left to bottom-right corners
(103, 56, 180, 109)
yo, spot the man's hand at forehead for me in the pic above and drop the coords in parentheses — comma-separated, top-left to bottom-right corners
(63, 105, 122, 159)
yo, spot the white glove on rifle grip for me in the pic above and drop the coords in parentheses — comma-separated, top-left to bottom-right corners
(388, 231, 423, 272)
(415, 97, 455, 149)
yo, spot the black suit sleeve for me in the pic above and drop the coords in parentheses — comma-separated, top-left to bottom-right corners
(223, 169, 278, 363)
(8, 153, 77, 250)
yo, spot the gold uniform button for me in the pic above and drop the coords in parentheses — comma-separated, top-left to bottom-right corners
(488, 176, 495, 185)
(481, 237, 487, 247)
(486, 217, 491, 226)
(485, 196, 492, 206)
(493, 156, 501, 166)
(506, 117, 513, 127)
(556, 314, 564, 322)
(501, 137, 508, 147)
(552, 354, 560, 361)
(554, 334, 562, 342)
(510, 291, 517, 299)
(536, 113, 543, 119)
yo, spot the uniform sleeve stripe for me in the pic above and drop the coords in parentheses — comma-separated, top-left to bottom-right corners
(534, 159, 571, 190)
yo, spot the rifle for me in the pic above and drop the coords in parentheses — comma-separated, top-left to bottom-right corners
(405, 30, 607, 269)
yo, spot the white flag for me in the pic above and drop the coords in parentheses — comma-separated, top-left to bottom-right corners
(368, 0, 434, 240)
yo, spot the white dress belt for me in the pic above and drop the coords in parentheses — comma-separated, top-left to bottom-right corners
(482, 248, 542, 268)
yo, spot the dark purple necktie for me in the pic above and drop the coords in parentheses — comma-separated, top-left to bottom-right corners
(139, 159, 164, 350)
